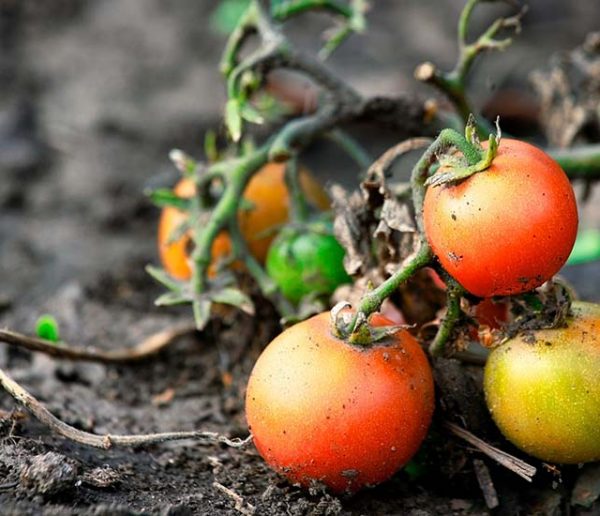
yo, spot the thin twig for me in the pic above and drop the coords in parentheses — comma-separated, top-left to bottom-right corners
(0, 324, 195, 363)
(213, 481, 256, 516)
(0, 366, 251, 450)
(444, 421, 537, 482)
(366, 137, 432, 181)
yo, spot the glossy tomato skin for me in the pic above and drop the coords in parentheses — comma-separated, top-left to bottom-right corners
(245, 312, 435, 494)
(423, 139, 578, 297)
(158, 163, 329, 280)
(484, 301, 600, 463)
(266, 222, 351, 304)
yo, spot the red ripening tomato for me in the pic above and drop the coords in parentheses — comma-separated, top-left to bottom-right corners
(157, 163, 329, 280)
(245, 311, 435, 494)
(423, 139, 578, 297)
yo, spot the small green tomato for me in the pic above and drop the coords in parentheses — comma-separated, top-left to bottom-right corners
(484, 301, 600, 464)
(266, 221, 351, 304)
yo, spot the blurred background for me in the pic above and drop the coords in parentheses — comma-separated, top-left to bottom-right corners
(2, 0, 600, 315)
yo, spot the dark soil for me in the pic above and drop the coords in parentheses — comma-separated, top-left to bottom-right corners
(1, 1, 600, 514)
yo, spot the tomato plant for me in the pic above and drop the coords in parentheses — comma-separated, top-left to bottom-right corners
(245, 311, 435, 494)
(265, 220, 351, 304)
(484, 301, 600, 464)
(157, 162, 329, 280)
(423, 138, 578, 297)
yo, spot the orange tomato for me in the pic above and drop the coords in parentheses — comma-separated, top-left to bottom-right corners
(423, 139, 578, 297)
(157, 162, 329, 280)
(245, 311, 435, 494)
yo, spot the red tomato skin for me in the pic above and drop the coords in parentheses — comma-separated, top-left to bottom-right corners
(245, 312, 435, 494)
(423, 139, 578, 297)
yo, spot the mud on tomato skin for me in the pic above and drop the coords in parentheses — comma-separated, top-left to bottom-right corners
(423, 138, 578, 297)
(245, 311, 435, 494)
(484, 301, 600, 464)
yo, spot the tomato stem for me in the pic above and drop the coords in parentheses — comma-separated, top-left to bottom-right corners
(429, 279, 465, 356)
(190, 146, 270, 293)
(348, 127, 480, 349)
(284, 157, 310, 223)
(415, 0, 525, 139)
(350, 245, 433, 334)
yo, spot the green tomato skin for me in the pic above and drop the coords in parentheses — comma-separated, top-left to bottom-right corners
(484, 301, 600, 464)
(266, 226, 351, 304)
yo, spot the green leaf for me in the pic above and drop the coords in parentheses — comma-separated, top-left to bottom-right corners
(155, 291, 192, 307)
(146, 188, 192, 210)
(225, 99, 243, 142)
(210, 288, 255, 315)
(146, 265, 184, 292)
(567, 230, 600, 265)
(240, 102, 265, 125)
(210, 0, 251, 35)
(168, 149, 197, 177)
(193, 299, 212, 330)
(36, 315, 60, 343)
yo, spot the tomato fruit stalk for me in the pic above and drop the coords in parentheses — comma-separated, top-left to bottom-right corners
(245, 311, 435, 494)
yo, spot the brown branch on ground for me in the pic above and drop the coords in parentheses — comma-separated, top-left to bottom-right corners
(444, 421, 537, 482)
(0, 324, 195, 363)
(0, 366, 251, 449)
(213, 481, 256, 516)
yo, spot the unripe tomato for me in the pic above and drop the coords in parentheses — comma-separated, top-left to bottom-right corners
(245, 311, 435, 494)
(423, 139, 578, 297)
(265, 221, 351, 304)
(484, 301, 600, 464)
(157, 163, 329, 280)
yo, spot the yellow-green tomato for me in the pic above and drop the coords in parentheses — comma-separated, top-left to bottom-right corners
(484, 301, 600, 463)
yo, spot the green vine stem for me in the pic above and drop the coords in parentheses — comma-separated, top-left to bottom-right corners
(284, 157, 310, 223)
(350, 128, 487, 354)
(429, 279, 465, 356)
(326, 129, 373, 170)
(549, 144, 600, 180)
(271, 0, 353, 20)
(227, 218, 296, 318)
(190, 146, 270, 293)
(415, 0, 600, 181)
(415, 0, 524, 136)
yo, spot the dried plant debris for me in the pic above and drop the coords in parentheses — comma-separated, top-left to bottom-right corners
(330, 172, 417, 281)
(502, 280, 572, 341)
(531, 32, 600, 147)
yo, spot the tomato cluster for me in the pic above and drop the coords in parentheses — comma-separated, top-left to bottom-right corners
(158, 162, 329, 279)
(157, 134, 593, 493)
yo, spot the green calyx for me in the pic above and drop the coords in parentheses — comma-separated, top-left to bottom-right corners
(426, 115, 502, 187)
(329, 302, 406, 347)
